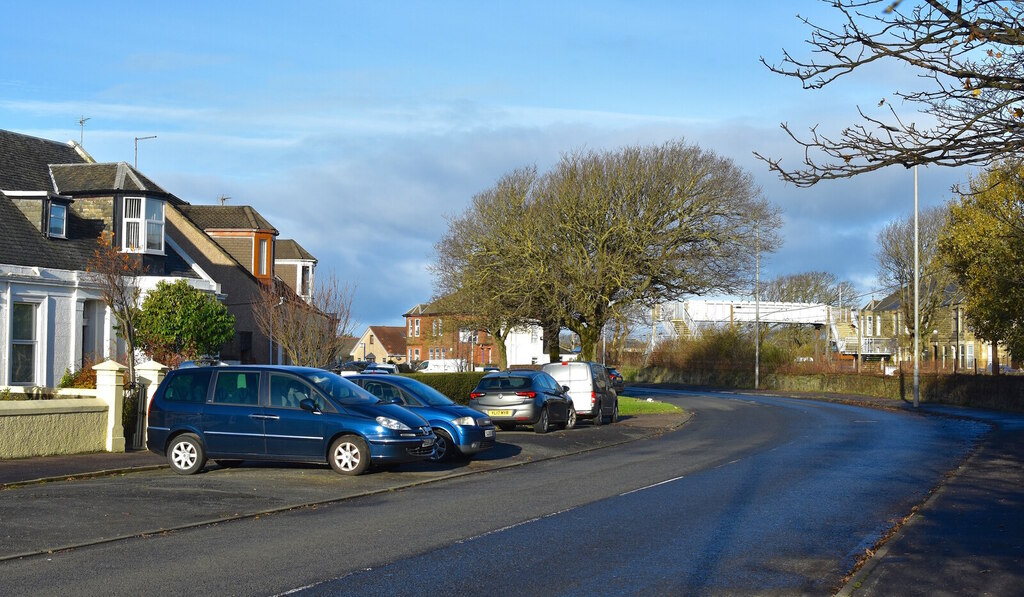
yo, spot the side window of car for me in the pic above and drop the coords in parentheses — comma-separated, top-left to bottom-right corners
(213, 372, 261, 405)
(591, 364, 607, 390)
(163, 370, 212, 403)
(269, 373, 311, 409)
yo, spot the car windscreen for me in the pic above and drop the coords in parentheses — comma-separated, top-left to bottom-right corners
(307, 371, 380, 405)
(408, 381, 456, 406)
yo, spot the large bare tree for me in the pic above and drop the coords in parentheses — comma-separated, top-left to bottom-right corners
(536, 141, 780, 360)
(757, 0, 1024, 185)
(253, 273, 356, 367)
(876, 206, 956, 350)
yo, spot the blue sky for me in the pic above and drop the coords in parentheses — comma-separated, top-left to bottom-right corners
(2, 1, 969, 327)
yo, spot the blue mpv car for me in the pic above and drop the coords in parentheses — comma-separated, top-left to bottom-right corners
(350, 375, 496, 461)
(147, 366, 435, 475)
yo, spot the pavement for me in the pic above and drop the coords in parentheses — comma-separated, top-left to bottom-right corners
(2, 387, 1022, 595)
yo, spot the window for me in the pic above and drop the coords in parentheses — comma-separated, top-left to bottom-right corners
(122, 196, 164, 253)
(163, 370, 212, 403)
(414, 348, 420, 360)
(865, 316, 873, 337)
(48, 202, 67, 238)
(213, 372, 261, 405)
(258, 238, 268, 276)
(369, 335, 375, 345)
(414, 319, 420, 337)
(300, 265, 311, 296)
(10, 302, 37, 384)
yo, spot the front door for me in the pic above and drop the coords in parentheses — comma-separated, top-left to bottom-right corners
(263, 372, 326, 460)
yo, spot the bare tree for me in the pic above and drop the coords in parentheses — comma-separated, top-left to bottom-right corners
(432, 167, 544, 369)
(253, 273, 356, 367)
(876, 206, 956, 349)
(87, 231, 146, 384)
(536, 141, 780, 360)
(757, 0, 1024, 186)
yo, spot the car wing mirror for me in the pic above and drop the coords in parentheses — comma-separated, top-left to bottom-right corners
(562, 385, 571, 393)
(299, 398, 321, 414)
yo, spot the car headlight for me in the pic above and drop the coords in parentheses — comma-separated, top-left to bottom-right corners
(376, 416, 411, 431)
(452, 416, 476, 426)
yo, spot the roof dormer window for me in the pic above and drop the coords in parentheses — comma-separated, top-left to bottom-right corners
(122, 196, 165, 254)
(47, 202, 67, 238)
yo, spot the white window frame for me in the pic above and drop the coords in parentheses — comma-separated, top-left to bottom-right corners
(122, 196, 165, 254)
(414, 319, 420, 337)
(865, 315, 873, 337)
(48, 202, 67, 238)
(9, 301, 40, 385)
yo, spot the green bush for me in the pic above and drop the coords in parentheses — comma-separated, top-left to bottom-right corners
(402, 372, 486, 405)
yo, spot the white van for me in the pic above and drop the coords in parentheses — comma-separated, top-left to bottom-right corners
(541, 361, 618, 424)
(416, 359, 466, 373)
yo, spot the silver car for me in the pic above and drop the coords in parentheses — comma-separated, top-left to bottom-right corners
(469, 370, 574, 433)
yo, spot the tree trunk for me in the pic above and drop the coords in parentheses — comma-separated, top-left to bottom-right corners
(991, 342, 1001, 376)
(542, 317, 561, 363)
(577, 326, 601, 362)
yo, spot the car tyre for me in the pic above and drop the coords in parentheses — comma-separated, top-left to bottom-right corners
(611, 402, 619, 424)
(534, 407, 551, 434)
(168, 433, 206, 475)
(430, 429, 456, 462)
(559, 406, 577, 430)
(329, 435, 370, 475)
(593, 402, 604, 426)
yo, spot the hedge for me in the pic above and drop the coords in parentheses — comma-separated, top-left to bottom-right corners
(401, 372, 486, 405)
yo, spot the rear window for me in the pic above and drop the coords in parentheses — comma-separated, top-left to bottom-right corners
(477, 375, 533, 391)
(162, 370, 212, 403)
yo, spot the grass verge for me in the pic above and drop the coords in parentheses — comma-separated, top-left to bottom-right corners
(617, 396, 681, 415)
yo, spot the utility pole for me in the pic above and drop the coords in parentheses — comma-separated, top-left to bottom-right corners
(134, 135, 157, 168)
(754, 220, 760, 390)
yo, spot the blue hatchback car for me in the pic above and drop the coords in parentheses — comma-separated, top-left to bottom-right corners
(147, 366, 435, 475)
(349, 375, 496, 462)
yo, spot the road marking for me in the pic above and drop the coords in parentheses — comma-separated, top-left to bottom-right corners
(619, 474, 686, 496)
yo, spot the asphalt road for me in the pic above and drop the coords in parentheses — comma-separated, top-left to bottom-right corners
(0, 388, 987, 595)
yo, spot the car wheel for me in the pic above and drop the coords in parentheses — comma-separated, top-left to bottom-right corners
(329, 435, 370, 475)
(565, 406, 577, 429)
(215, 459, 243, 468)
(430, 429, 455, 462)
(611, 402, 619, 424)
(167, 433, 205, 475)
(497, 423, 517, 431)
(534, 407, 551, 434)
(593, 402, 603, 426)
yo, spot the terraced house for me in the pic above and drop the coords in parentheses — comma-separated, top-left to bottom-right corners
(1, 129, 319, 385)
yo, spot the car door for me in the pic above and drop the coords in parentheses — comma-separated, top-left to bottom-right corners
(541, 373, 568, 422)
(263, 372, 327, 460)
(202, 370, 265, 457)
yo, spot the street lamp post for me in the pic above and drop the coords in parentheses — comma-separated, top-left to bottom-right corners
(913, 165, 920, 408)
(755, 220, 760, 391)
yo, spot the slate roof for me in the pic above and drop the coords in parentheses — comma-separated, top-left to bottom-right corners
(275, 239, 316, 262)
(369, 326, 407, 355)
(177, 205, 278, 233)
(0, 193, 196, 276)
(0, 130, 90, 191)
(869, 286, 963, 311)
(50, 162, 175, 200)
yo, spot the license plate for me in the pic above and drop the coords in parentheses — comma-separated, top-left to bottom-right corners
(489, 409, 512, 417)
(484, 429, 495, 438)
(422, 438, 435, 447)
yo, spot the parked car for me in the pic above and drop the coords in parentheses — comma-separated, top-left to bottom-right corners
(146, 365, 435, 475)
(481, 366, 500, 373)
(363, 363, 398, 374)
(606, 367, 625, 393)
(416, 359, 467, 373)
(541, 361, 618, 425)
(469, 370, 574, 433)
(349, 375, 495, 461)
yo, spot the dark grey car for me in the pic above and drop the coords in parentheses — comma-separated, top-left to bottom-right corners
(468, 370, 573, 433)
